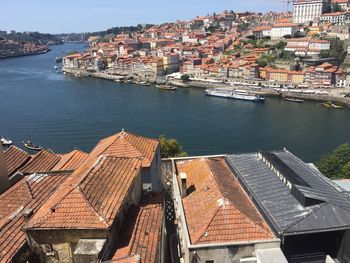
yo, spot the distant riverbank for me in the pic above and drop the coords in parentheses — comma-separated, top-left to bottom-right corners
(0, 48, 51, 59)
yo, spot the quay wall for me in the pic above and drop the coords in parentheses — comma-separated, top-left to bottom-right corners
(170, 80, 350, 108)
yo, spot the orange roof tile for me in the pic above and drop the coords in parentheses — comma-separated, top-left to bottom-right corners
(20, 150, 60, 174)
(88, 131, 159, 168)
(176, 157, 274, 245)
(4, 146, 31, 176)
(26, 157, 142, 230)
(53, 150, 88, 171)
(0, 171, 71, 262)
(112, 197, 163, 263)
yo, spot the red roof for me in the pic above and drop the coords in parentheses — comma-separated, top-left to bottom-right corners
(112, 197, 163, 263)
(25, 157, 142, 230)
(53, 149, 88, 171)
(4, 146, 31, 176)
(20, 150, 60, 174)
(176, 157, 274, 245)
(88, 131, 159, 168)
(0, 171, 71, 262)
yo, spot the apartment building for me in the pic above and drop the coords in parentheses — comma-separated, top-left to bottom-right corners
(293, 0, 327, 23)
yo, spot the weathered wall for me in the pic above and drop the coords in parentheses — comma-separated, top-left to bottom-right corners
(27, 229, 108, 245)
(141, 145, 162, 193)
(189, 245, 256, 263)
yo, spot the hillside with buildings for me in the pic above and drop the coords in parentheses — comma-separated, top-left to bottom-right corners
(61, 1, 350, 91)
(0, 31, 62, 59)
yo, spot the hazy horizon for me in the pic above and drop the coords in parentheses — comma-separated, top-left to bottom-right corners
(1, 0, 287, 34)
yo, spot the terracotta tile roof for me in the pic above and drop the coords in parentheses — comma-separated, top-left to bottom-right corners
(88, 131, 159, 167)
(26, 157, 142, 230)
(20, 150, 61, 174)
(112, 197, 163, 263)
(53, 150, 89, 171)
(0, 171, 71, 263)
(176, 157, 274, 245)
(3, 146, 31, 176)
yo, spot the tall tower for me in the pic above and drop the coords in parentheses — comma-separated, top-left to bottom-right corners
(0, 143, 10, 194)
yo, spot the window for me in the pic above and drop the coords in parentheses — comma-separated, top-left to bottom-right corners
(205, 261, 214, 263)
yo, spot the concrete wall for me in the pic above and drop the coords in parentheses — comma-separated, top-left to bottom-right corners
(141, 145, 162, 193)
(189, 245, 255, 263)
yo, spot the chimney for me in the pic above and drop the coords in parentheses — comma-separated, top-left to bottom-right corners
(179, 172, 187, 198)
(0, 143, 10, 194)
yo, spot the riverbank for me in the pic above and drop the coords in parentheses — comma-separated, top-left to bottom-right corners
(62, 67, 350, 108)
(170, 79, 350, 109)
(0, 48, 51, 59)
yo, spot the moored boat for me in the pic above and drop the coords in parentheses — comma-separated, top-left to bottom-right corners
(55, 57, 63, 63)
(156, 85, 177, 91)
(205, 88, 265, 103)
(283, 97, 304, 103)
(321, 102, 343, 109)
(1, 137, 13, 146)
(138, 82, 151, 86)
(23, 140, 43, 151)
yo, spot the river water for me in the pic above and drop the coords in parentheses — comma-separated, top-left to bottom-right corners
(0, 43, 349, 162)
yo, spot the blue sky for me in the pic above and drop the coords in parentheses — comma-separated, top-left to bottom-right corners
(1, 0, 285, 34)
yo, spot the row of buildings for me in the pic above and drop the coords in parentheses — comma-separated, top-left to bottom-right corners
(2, 130, 350, 263)
(293, 0, 350, 24)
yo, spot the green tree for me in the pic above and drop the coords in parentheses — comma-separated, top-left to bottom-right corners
(159, 135, 188, 158)
(317, 153, 342, 179)
(332, 3, 343, 12)
(341, 162, 350, 178)
(257, 58, 267, 67)
(317, 143, 350, 179)
(274, 41, 287, 50)
(319, 50, 330, 58)
(181, 74, 190, 82)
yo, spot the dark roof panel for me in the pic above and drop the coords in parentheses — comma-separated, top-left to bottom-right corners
(226, 150, 350, 236)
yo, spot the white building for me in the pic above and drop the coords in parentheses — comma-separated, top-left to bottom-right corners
(270, 19, 298, 39)
(284, 38, 330, 56)
(320, 12, 348, 24)
(293, 0, 327, 24)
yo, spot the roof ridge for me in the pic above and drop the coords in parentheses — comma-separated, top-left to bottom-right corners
(119, 134, 145, 159)
(283, 203, 326, 233)
(76, 187, 109, 227)
(193, 205, 222, 244)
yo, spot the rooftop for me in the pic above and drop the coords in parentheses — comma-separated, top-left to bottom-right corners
(0, 171, 71, 262)
(20, 149, 61, 174)
(25, 156, 142, 230)
(4, 146, 31, 176)
(226, 150, 350, 236)
(88, 130, 159, 168)
(175, 157, 274, 245)
(111, 196, 163, 263)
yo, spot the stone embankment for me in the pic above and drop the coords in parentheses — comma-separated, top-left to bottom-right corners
(170, 80, 350, 108)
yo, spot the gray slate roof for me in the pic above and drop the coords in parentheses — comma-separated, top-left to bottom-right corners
(226, 150, 350, 236)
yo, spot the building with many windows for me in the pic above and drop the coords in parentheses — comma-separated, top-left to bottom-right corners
(293, 0, 328, 24)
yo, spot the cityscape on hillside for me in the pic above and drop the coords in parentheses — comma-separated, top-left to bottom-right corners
(1, 1, 350, 263)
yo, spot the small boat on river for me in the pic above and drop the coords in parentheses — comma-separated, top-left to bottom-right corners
(138, 82, 151, 86)
(156, 85, 177, 91)
(321, 102, 343, 109)
(1, 137, 13, 146)
(23, 140, 43, 151)
(283, 96, 304, 103)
